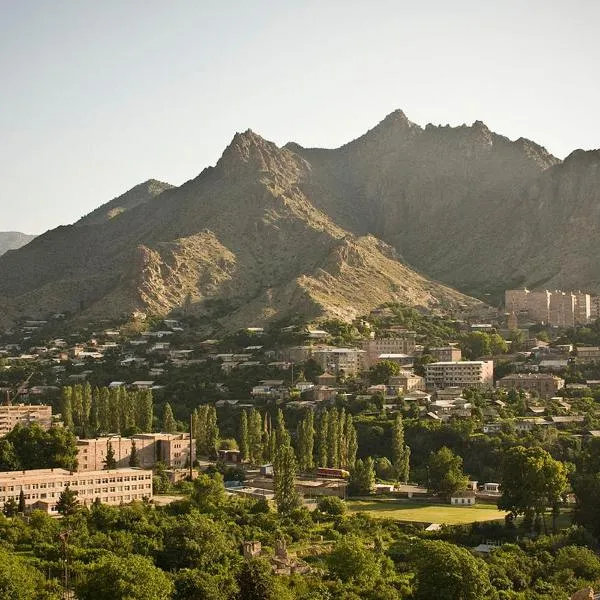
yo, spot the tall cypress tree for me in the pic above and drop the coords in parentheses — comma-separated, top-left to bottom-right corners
(392, 414, 411, 483)
(82, 382, 92, 429)
(316, 411, 328, 468)
(240, 411, 250, 462)
(248, 409, 263, 465)
(205, 406, 219, 459)
(297, 410, 315, 472)
(273, 437, 300, 514)
(346, 413, 358, 469)
(129, 439, 140, 467)
(61, 386, 74, 430)
(98, 386, 110, 433)
(72, 384, 84, 431)
(89, 387, 100, 433)
(327, 408, 339, 468)
(108, 387, 121, 433)
(162, 403, 176, 434)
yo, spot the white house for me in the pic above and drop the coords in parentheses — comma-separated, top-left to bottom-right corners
(450, 491, 476, 505)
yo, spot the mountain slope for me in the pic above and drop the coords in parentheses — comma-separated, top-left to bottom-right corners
(76, 179, 174, 226)
(0, 232, 35, 256)
(287, 110, 561, 296)
(0, 129, 480, 327)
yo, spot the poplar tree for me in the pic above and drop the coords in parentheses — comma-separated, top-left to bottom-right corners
(346, 413, 358, 469)
(327, 409, 339, 468)
(61, 386, 74, 430)
(297, 411, 315, 472)
(338, 408, 347, 467)
(195, 406, 208, 457)
(316, 411, 328, 467)
(248, 409, 263, 465)
(108, 387, 121, 433)
(104, 442, 117, 469)
(239, 411, 250, 461)
(89, 387, 100, 432)
(392, 414, 411, 483)
(72, 384, 84, 431)
(82, 382, 92, 428)
(162, 403, 176, 434)
(273, 437, 300, 514)
(98, 386, 110, 433)
(275, 409, 287, 445)
(140, 389, 154, 432)
(205, 406, 219, 458)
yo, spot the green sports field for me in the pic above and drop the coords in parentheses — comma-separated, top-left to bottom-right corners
(346, 500, 507, 525)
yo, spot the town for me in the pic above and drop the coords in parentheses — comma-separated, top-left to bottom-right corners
(2, 289, 600, 597)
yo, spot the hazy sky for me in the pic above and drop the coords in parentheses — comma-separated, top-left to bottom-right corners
(1, 0, 598, 234)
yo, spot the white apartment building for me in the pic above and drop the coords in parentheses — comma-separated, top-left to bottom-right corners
(0, 467, 153, 514)
(425, 361, 494, 390)
(0, 404, 52, 436)
(506, 288, 593, 326)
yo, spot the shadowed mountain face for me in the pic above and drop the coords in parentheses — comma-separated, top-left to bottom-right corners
(0, 109, 596, 327)
(0, 232, 36, 256)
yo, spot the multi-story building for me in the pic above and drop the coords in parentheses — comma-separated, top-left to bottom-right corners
(388, 371, 425, 392)
(549, 291, 576, 328)
(76, 433, 195, 472)
(576, 346, 600, 362)
(362, 334, 416, 368)
(0, 404, 52, 436)
(506, 288, 593, 326)
(430, 347, 462, 362)
(497, 374, 565, 398)
(574, 292, 591, 325)
(425, 361, 494, 390)
(311, 348, 365, 377)
(0, 467, 153, 514)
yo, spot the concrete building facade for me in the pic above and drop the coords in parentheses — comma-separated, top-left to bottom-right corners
(311, 348, 365, 377)
(0, 467, 153, 514)
(77, 433, 195, 472)
(362, 334, 416, 368)
(425, 361, 494, 390)
(497, 374, 565, 398)
(0, 404, 52, 436)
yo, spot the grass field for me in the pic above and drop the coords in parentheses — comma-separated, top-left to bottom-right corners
(346, 499, 507, 525)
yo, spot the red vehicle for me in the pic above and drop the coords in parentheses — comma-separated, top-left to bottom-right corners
(316, 467, 350, 479)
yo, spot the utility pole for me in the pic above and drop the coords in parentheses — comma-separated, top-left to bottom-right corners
(189, 413, 194, 481)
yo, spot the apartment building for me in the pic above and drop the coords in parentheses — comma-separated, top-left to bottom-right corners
(576, 346, 600, 362)
(430, 347, 462, 362)
(497, 373, 565, 398)
(0, 467, 153, 514)
(506, 288, 593, 326)
(388, 371, 425, 392)
(362, 333, 416, 368)
(0, 404, 52, 436)
(77, 433, 195, 472)
(311, 348, 365, 377)
(425, 361, 494, 390)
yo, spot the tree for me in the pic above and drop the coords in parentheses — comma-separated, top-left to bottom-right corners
(162, 403, 177, 433)
(327, 536, 381, 584)
(18, 489, 25, 513)
(392, 414, 411, 483)
(368, 360, 401, 384)
(98, 386, 110, 433)
(205, 406, 219, 459)
(236, 558, 278, 600)
(61, 386, 74, 430)
(72, 384, 84, 431)
(0, 547, 46, 600)
(129, 439, 140, 467)
(461, 332, 491, 359)
(316, 411, 329, 467)
(108, 387, 121, 433)
(56, 485, 79, 516)
(104, 442, 117, 469)
(348, 458, 375, 496)
(297, 410, 315, 472)
(498, 445, 567, 531)
(273, 440, 300, 514)
(191, 473, 226, 512)
(139, 389, 153, 431)
(239, 411, 250, 462)
(427, 447, 468, 499)
(75, 553, 174, 600)
(345, 413, 358, 469)
(2, 497, 18, 517)
(327, 408, 339, 467)
(0, 439, 18, 471)
(317, 495, 347, 517)
(248, 409, 263, 465)
(412, 540, 493, 600)
(174, 570, 236, 600)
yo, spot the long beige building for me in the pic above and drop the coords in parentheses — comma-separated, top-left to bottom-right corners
(362, 333, 416, 368)
(425, 361, 494, 390)
(505, 288, 592, 326)
(497, 374, 565, 398)
(0, 467, 153, 515)
(77, 433, 194, 472)
(0, 404, 52, 436)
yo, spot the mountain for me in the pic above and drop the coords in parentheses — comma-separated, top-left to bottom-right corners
(0, 128, 480, 329)
(0, 232, 35, 256)
(286, 109, 562, 297)
(76, 179, 174, 226)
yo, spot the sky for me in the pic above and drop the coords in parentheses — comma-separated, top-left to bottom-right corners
(1, 0, 598, 234)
